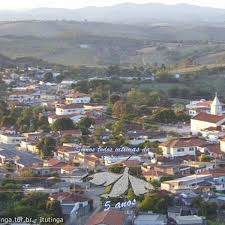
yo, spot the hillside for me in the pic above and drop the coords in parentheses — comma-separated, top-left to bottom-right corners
(1, 21, 225, 66)
(1, 3, 225, 24)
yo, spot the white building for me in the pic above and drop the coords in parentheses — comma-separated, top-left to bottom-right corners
(8, 91, 40, 103)
(220, 138, 225, 153)
(159, 137, 207, 158)
(161, 174, 212, 193)
(191, 113, 225, 135)
(65, 92, 91, 104)
(211, 93, 223, 115)
(55, 104, 84, 116)
(186, 94, 225, 117)
(48, 114, 84, 125)
(186, 99, 211, 117)
(174, 215, 205, 225)
(134, 213, 167, 225)
(0, 133, 25, 145)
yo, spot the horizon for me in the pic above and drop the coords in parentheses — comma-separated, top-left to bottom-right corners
(1, 0, 225, 10)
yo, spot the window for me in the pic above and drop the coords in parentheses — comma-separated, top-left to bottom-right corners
(189, 147, 195, 151)
(177, 148, 184, 152)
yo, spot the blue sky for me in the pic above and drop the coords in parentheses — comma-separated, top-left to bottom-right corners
(1, 0, 225, 10)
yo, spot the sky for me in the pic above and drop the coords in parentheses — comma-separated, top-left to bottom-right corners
(1, 0, 225, 10)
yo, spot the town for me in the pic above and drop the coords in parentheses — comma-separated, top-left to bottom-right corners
(2, 1, 225, 225)
(0, 62, 225, 225)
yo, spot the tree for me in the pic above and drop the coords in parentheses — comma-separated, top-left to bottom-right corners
(108, 164, 124, 174)
(127, 89, 147, 106)
(37, 137, 56, 159)
(112, 119, 126, 136)
(200, 154, 211, 162)
(52, 118, 75, 131)
(112, 101, 130, 118)
(46, 200, 63, 218)
(43, 72, 54, 82)
(78, 117, 94, 129)
(139, 192, 172, 214)
(110, 94, 121, 105)
(127, 188, 136, 200)
(60, 135, 74, 145)
(151, 108, 177, 124)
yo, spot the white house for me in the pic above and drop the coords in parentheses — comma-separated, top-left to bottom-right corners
(65, 92, 91, 104)
(161, 174, 212, 193)
(48, 114, 84, 125)
(0, 133, 25, 145)
(8, 91, 40, 103)
(220, 138, 225, 153)
(186, 94, 225, 117)
(186, 99, 211, 117)
(159, 137, 207, 158)
(55, 104, 84, 116)
(191, 113, 225, 135)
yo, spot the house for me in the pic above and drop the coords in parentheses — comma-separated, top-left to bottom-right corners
(0, 132, 26, 145)
(48, 114, 84, 125)
(8, 91, 40, 103)
(49, 192, 91, 224)
(142, 164, 191, 181)
(187, 94, 225, 117)
(191, 113, 225, 135)
(65, 92, 91, 104)
(133, 212, 167, 225)
(202, 169, 225, 192)
(31, 166, 59, 176)
(0, 149, 42, 168)
(201, 144, 224, 159)
(220, 138, 225, 153)
(159, 137, 207, 158)
(20, 140, 39, 154)
(161, 174, 212, 193)
(85, 209, 128, 225)
(168, 206, 198, 220)
(61, 165, 76, 174)
(75, 153, 102, 168)
(55, 104, 84, 116)
(55, 146, 79, 162)
(46, 159, 66, 168)
(173, 215, 206, 225)
(186, 99, 212, 117)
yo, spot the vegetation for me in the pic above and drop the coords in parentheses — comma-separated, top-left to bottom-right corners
(139, 191, 172, 214)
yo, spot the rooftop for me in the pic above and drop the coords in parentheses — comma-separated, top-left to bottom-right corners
(160, 137, 207, 148)
(192, 112, 225, 123)
(85, 209, 128, 225)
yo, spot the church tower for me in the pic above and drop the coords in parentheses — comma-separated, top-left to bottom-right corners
(211, 93, 222, 115)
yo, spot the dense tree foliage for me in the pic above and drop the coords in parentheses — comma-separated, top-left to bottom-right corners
(37, 137, 56, 159)
(139, 191, 172, 214)
(52, 118, 75, 131)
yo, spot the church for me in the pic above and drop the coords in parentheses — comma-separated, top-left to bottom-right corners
(191, 94, 225, 135)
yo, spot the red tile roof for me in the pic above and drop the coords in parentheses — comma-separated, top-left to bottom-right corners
(160, 137, 207, 148)
(85, 210, 128, 225)
(61, 164, 75, 172)
(205, 144, 223, 155)
(48, 159, 65, 167)
(123, 159, 140, 167)
(192, 112, 225, 123)
(201, 168, 225, 178)
(50, 192, 88, 204)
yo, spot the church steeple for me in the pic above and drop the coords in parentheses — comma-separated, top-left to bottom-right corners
(211, 93, 222, 115)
